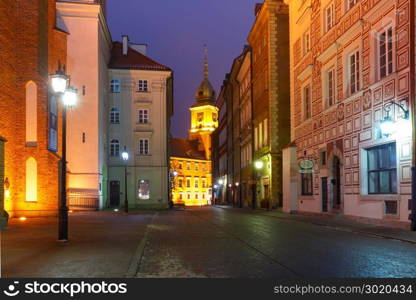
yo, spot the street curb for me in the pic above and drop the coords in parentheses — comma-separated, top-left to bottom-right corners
(213, 206, 416, 245)
(125, 213, 158, 278)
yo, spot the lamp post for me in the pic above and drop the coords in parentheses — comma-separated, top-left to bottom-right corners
(379, 100, 414, 230)
(121, 146, 129, 214)
(50, 70, 77, 241)
(253, 160, 264, 210)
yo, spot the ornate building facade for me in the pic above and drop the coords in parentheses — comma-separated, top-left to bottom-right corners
(285, 0, 413, 224)
(170, 49, 217, 206)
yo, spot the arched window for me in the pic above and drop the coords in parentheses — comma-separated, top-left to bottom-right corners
(26, 157, 37, 202)
(110, 108, 120, 124)
(26, 81, 37, 144)
(110, 139, 120, 157)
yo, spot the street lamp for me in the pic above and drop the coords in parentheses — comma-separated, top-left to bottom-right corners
(379, 100, 409, 137)
(50, 69, 75, 242)
(121, 146, 129, 213)
(379, 101, 416, 231)
(252, 160, 264, 210)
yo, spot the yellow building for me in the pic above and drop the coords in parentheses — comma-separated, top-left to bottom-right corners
(170, 47, 218, 206)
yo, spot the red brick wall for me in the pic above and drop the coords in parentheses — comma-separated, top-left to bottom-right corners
(0, 0, 67, 216)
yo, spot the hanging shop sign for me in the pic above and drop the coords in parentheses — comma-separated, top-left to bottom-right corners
(299, 159, 314, 173)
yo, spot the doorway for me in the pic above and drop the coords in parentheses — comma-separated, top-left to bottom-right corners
(321, 177, 328, 212)
(332, 156, 341, 210)
(109, 181, 120, 207)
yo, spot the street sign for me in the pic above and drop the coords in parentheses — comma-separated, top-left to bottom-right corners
(299, 159, 314, 173)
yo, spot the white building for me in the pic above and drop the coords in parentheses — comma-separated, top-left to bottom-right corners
(108, 36, 173, 209)
(56, 0, 112, 210)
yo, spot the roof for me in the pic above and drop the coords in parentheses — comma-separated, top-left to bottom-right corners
(170, 138, 206, 160)
(109, 42, 171, 71)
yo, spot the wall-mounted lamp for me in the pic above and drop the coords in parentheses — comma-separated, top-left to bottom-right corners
(380, 100, 410, 137)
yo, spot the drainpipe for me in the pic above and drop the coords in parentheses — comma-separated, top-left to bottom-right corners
(0, 137, 8, 230)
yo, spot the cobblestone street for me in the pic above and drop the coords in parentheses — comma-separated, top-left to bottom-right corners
(3, 207, 416, 278)
(135, 207, 416, 278)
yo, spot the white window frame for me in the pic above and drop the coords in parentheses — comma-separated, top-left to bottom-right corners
(138, 109, 149, 124)
(348, 50, 360, 96)
(110, 79, 120, 93)
(137, 80, 149, 92)
(303, 85, 312, 120)
(110, 139, 120, 157)
(139, 139, 150, 155)
(325, 67, 336, 108)
(110, 107, 120, 124)
(378, 26, 394, 80)
(325, 3, 335, 33)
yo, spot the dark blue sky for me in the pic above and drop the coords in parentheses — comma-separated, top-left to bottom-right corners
(107, 0, 258, 138)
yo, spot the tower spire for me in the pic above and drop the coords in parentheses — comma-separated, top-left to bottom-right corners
(203, 44, 209, 80)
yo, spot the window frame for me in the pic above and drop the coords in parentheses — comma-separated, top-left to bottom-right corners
(302, 31, 311, 56)
(110, 139, 120, 157)
(138, 109, 149, 124)
(378, 26, 394, 80)
(137, 80, 149, 92)
(367, 143, 397, 195)
(301, 172, 313, 196)
(324, 2, 335, 33)
(348, 50, 360, 95)
(110, 79, 121, 93)
(139, 138, 150, 155)
(110, 107, 120, 124)
(325, 67, 336, 107)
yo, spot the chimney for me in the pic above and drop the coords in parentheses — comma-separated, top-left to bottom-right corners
(122, 35, 129, 56)
(255, 3, 263, 16)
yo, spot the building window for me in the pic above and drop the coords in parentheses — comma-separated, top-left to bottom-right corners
(368, 143, 397, 194)
(212, 113, 218, 122)
(186, 178, 191, 188)
(302, 31, 311, 56)
(186, 163, 191, 170)
(326, 68, 336, 107)
(348, 50, 360, 95)
(179, 193, 183, 200)
(110, 107, 120, 124)
(137, 80, 148, 92)
(202, 178, 207, 188)
(202, 164, 207, 172)
(187, 192, 191, 200)
(197, 112, 204, 122)
(195, 164, 199, 171)
(325, 3, 334, 32)
(26, 81, 37, 144)
(110, 79, 120, 93)
(263, 118, 268, 146)
(195, 194, 199, 200)
(346, 0, 358, 11)
(385, 201, 398, 215)
(303, 85, 312, 120)
(26, 157, 37, 202)
(379, 27, 393, 79)
(179, 163, 183, 169)
(138, 109, 149, 124)
(110, 139, 120, 157)
(139, 139, 150, 155)
(138, 179, 150, 199)
(195, 178, 199, 188)
(178, 179, 183, 188)
(301, 173, 313, 196)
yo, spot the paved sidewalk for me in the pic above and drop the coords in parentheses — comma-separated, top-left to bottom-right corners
(1, 211, 155, 278)
(215, 205, 416, 244)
